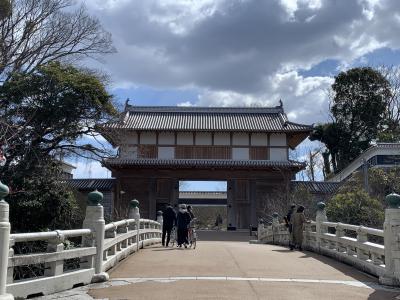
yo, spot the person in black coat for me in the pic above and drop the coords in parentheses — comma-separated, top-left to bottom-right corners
(162, 204, 177, 247)
(176, 204, 192, 248)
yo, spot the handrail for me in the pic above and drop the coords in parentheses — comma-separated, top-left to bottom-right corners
(321, 221, 384, 237)
(5, 218, 162, 299)
(257, 218, 386, 279)
(10, 229, 92, 243)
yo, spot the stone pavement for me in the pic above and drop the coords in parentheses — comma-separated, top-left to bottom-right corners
(35, 231, 400, 300)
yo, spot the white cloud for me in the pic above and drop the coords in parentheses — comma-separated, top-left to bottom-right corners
(79, 0, 400, 123)
(71, 160, 111, 179)
(177, 101, 195, 106)
(196, 71, 333, 124)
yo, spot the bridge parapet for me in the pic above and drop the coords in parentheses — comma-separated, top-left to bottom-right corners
(256, 193, 400, 287)
(0, 184, 162, 299)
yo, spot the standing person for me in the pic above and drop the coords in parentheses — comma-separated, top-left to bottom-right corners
(215, 214, 223, 230)
(284, 204, 296, 250)
(291, 205, 307, 251)
(187, 205, 195, 219)
(176, 204, 191, 248)
(162, 204, 176, 247)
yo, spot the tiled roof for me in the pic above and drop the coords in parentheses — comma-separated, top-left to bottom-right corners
(179, 191, 227, 199)
(103, 158, 305, 170)
(65, 179, 115, 191)
(291, 181, 341, 194)
(100, 106, 312, 132)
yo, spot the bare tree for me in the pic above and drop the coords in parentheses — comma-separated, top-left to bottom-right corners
(289, 143, 325, 181)
(379, 65, 400, 141)
(0, 0, 115, 82)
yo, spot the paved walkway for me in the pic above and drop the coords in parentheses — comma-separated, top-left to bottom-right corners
(86, 232, 400, 300)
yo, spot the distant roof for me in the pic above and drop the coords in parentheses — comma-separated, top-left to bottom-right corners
(179, 191, 227, 199)
(291, 181, 341, 194)
(66, 179, 115, 191)
(100, 105, 312, 133)
(104, 158, 305, 170)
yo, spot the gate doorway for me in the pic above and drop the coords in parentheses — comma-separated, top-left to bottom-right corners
(179, 181, 227, 230)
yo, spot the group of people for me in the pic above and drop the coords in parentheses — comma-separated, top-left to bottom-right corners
(284, 204, 308, 251)
(162, 203, 195, 248)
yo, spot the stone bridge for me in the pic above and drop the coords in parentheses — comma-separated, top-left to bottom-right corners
(1, 183, 400, 299)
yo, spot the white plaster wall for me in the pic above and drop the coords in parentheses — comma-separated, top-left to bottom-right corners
(140, 132, 157, 144)
(270, 148, 287, 161)
(232, 133, 249, 146)
(270, 133, 286, 146)
(251, 133, 268, 146)
(195, 132, 212, 145)
(158, 132, 175, 145)
(177, 132, 194, 145)
(158, 147, 174, 159)
(119, 145, 137, 159)
(214, 132, 230, 145)
(232, 148, 249, 160)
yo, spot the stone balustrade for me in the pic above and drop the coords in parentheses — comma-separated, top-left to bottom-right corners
(256, 194, 400, 287)
(0, 182, 162, 300)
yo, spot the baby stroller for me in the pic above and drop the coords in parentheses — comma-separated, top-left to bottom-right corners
(170, 226, 177, 247)
(188, 218, 197, 249)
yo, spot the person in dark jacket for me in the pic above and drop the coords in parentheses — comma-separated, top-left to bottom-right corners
(187, 205, 195, 219)
(284, 204, 296, 250)
(162, 204, 177, 247)
(176, 204, 192, 248)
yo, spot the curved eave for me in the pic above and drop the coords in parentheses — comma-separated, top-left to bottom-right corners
(103, 159, 306, 171)
(287, 131, 312, 149)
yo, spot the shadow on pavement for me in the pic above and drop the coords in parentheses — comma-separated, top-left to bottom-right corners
(151, 248, 177, 251)
(196, 230, 253, 242)
(273, 246, 400, 299)
(367, 289, 400, 300)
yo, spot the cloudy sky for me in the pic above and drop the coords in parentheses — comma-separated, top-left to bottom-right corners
(73, 0, 400, 186)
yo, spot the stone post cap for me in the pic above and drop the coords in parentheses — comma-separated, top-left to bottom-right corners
(317, 202, 326, 210)
(385, 192, 400, 208)
(157, 210, 163, 216)
(130, 199, 139, 208)
(272, 212, 279, 218)
(88, 189, 103, 206)
(0, 181, 9, 200)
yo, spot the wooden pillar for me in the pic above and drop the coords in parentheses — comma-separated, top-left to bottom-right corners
(148, 178, 156, 220)
(227, 179, 236, 230)
(250, 179, 257, 229)
(170, 178, 179, 207)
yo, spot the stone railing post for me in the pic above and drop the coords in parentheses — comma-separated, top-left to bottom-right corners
(82, 190, 108, 283)
(44, 231, 65, 277)
(257, 218, 264, 241)
(356, 226, 368, 261)
(156, 211, 163, 239)
(272, 212, 279, 244)
(105, 224, 117, 255)
(7, 241, 13, 285)
(129, 199, 140, 251)
(157, 211, 163, 227)
(0, 181, 13, 300)
(315, 202, 327, 252)
(335, 223, 345, 252)
(118, 221, 129, 249)
(380, 193, 400, 286)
